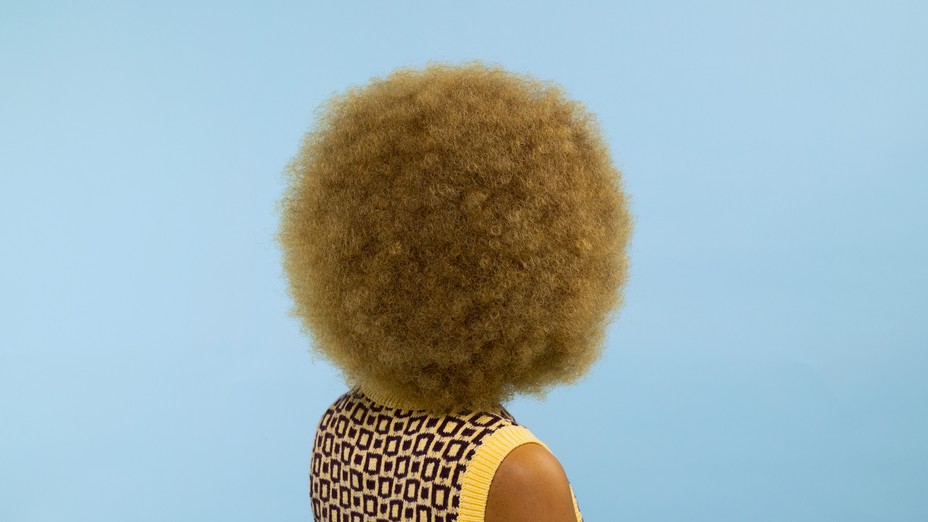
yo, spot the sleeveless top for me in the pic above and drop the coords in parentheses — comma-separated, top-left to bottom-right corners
(309, 383, 584, 521)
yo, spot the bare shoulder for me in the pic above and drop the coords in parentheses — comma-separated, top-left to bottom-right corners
(485, 442, 578, 522)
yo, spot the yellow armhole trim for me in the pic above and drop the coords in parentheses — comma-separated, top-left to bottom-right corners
(457, 424, 549, 522)
(569, 482, 583, 522)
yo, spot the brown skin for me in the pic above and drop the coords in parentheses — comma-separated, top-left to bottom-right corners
(486, 443, 578, 522)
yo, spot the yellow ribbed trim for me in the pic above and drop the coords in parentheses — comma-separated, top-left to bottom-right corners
(569, 482, 583, 522)
(458, 424, 584, 522)
(355, 382, 504, 415)
(356, 381, 430, 411)
(457, 424, 548, 522)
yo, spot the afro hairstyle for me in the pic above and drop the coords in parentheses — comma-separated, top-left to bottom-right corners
(275, 59, 634, 414)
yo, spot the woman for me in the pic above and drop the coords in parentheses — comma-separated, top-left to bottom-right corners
(276, 59, 634, 521)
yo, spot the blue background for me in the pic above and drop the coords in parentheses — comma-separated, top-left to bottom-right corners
(1, 1, 925, 520)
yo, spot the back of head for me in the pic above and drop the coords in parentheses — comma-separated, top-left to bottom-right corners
(276, 60, 634, 414)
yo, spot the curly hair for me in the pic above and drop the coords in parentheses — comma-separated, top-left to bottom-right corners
(275, 59, 634, 414)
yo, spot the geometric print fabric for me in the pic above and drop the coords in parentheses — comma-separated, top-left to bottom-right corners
(310, 386, 520, 522)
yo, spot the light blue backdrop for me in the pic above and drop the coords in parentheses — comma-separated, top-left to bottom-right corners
(1, 1, 925, 521)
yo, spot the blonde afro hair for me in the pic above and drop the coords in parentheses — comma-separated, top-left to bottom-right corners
(276, 60, 634, 414)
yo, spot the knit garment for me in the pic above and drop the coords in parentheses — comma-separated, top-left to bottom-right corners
(309, 383, 583, 521)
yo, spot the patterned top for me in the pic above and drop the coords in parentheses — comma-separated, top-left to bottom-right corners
(309, 383, 583, 521)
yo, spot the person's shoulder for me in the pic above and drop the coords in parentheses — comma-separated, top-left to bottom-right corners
(485, 442, 578, 522)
